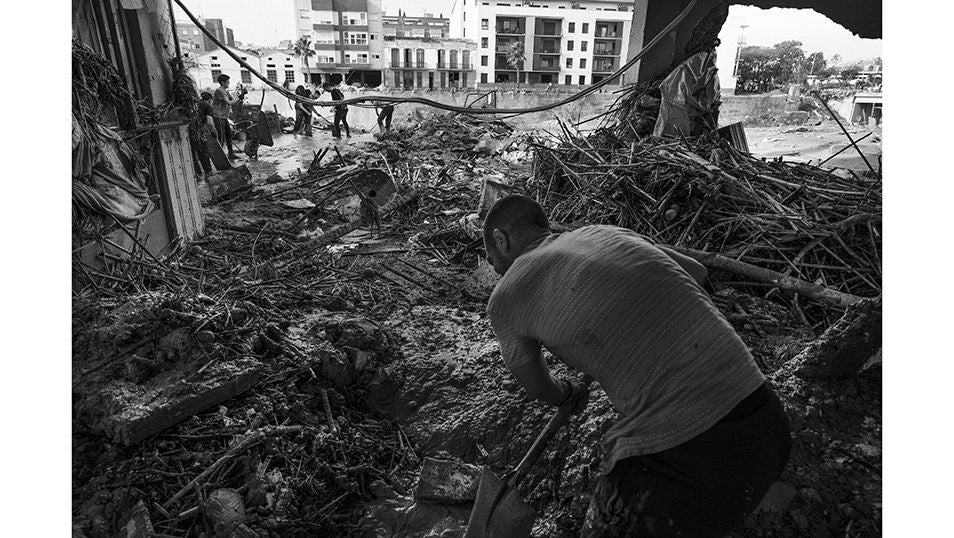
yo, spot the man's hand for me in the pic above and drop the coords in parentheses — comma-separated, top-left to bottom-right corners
(555, 377, 590, 415)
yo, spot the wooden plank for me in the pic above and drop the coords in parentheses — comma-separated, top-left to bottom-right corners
(74, 208, 171, 272)
(155, 124, 205, 240)
(96, 358, 263, 445)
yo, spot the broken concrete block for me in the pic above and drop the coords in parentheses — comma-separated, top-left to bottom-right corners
(756, 481, 797, 513)
(96, 358, 263, 445)
(123, 500, 154, 538)
(324, 318, 396, 356)
(206, 488, 246, 537)
(415, 457, 482, 504)
(207, 165, 252, 200)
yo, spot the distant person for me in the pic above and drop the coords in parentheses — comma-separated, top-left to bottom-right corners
(376, 103, 395, 133)
(212, 74, 244, 160)
(292, 85, 313, 137)
(191, 91, 216, 178)
(324, 82, 350, 139)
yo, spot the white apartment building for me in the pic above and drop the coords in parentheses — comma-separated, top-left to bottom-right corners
(382, 37, 478, 90)
(293, 0, 385, 86)
(450, 0, 635, 86)
(188, 47, 307, 90)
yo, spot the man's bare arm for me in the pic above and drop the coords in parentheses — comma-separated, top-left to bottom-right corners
(508, 352, 568, 405)
(490, 311, 567, 405)
(658, 245, 708, 285)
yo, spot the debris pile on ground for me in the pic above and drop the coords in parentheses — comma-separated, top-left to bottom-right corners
(528, 127, 881, 324)
(72, 115, 511, 536)
(73, 99, 880, 537)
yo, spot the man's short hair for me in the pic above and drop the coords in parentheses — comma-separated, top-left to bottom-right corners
(217, 74, 230, 84)
(200, 91, 212, 101)
(483, 194, 550, 243)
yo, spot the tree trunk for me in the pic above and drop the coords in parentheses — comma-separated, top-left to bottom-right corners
(672, 246, 864, 308)
(790, 295, 882, 380)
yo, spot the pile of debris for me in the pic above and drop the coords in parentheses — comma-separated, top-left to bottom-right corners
(528, 126, 881, 324)
(71, 112, 523, 536)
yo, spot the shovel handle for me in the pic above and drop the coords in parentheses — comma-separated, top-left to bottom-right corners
(510, 373, 594, 486)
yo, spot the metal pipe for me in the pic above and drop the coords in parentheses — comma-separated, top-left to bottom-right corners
(812, 91, 879, 178)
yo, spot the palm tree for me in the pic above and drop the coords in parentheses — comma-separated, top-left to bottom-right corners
(294, 36, 316, 84)
(506, 40, 525, 86)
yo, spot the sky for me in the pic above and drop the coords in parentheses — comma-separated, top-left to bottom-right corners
(720, 6, 881, 63)
(172, 0, 881, 62)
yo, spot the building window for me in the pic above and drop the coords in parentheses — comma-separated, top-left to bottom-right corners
(241, 57, 247, 61)
(267, 64, 276, 68)
(567, 40, 574, 51)
(481, 55, 488, 66)
(211, 63, 221, 68)
(481, 37, 488, 48)
(582, 23, 589, 33)
(579, 75, 586, 84)
(211, 69, 221, 79)
(566, 57, 572, 68)
(267, 70, 277, 82)
(285, 70, 295, 83)
(211, 56, 218, 60)
(565, 75, 572, 84)
(481, 73, 488, 82)
(285, 64, 294, 68)
(568, 22, 575, 33)
(241, 70, 252, 83)
(481, 18, 489, 30)
(580, 58, 587, 68)
(581, 41, 588, 52)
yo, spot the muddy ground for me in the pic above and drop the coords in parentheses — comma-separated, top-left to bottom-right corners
(72, 118, 881, 537)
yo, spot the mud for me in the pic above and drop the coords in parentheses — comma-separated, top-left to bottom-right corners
(73, 112, 880, 537)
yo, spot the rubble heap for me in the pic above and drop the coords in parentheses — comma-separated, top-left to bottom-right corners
(529, 126, 881, 323)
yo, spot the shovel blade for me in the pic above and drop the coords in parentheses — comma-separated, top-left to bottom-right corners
(464, 468, 536, 538)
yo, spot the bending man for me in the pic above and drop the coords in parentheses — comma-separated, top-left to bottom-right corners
(483, 195, 792, 537)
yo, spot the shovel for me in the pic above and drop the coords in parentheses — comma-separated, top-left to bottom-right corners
(464, 374, 594, 538)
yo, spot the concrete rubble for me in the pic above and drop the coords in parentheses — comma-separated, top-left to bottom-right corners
(73, 104, 881, 537)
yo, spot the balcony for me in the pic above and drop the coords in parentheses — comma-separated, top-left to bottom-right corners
(496, 17, 525, 35)
(592, 61, 618, 73)
(496, 37, 523, 53)
(534, 18, 562, 37)
(531, 60, 560, 72)
(495, 60, 525, 71)
(593, 44, 620, 56)
(533, 35, 562, 54)
(389, 61, 434, 69)
(594, 22, 622, 39)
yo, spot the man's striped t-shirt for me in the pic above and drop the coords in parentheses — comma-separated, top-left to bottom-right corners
(487, 225, 766, 474)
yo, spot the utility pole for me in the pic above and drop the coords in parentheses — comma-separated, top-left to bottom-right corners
(732, 24, 748, 78)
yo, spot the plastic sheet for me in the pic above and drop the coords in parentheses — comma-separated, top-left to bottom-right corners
(72, 114, 155, 222)
(653, 50, 721, 138)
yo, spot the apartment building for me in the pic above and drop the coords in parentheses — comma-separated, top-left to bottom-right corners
(293, 0, 385, 86)
(450, 0, 633, 86)
(383, 12, 450, 38)
(382, 36, 477, 90)
(176, 18, 236, 53)
(188, 47, 307, 90)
